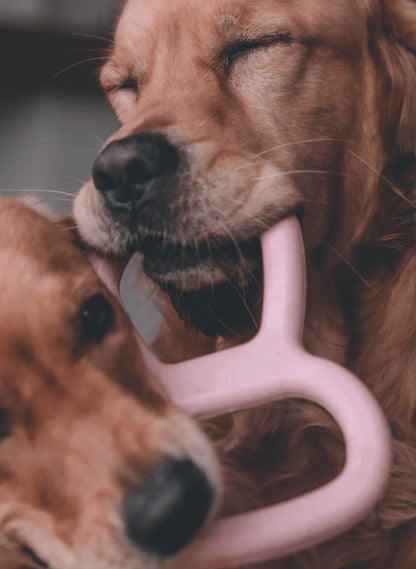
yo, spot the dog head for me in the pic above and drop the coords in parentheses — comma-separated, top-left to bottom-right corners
(74, 0, 416, 337)
(0, 197, 220, 569)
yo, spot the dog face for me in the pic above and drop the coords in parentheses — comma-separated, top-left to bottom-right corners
(0, 197, 219, 569)
(74, 0, 416, 335)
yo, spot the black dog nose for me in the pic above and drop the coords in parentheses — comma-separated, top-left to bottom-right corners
(124, 458, 214, 558)
(92, 132, 179, 208)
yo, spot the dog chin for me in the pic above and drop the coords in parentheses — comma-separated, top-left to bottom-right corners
(142, 252, 229, 291)
(146, 262, 227, 291)
(141, 239, 263, 338)
(140, 234, 261, 285)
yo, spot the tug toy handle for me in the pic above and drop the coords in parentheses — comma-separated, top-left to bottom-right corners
(91, 218, 392, 568)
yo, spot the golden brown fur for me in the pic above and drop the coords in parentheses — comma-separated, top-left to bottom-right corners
(0, 197, 219, 569)
(74, 1, 416, 567)
(0, 543, 46, 569)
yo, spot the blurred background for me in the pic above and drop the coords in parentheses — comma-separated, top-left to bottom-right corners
(0, 0, 163, 341)
(0, 0, 121, 213)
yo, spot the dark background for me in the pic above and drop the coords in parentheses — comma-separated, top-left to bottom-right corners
(0, 1, 163, 341)
(0, 0, 121, 213)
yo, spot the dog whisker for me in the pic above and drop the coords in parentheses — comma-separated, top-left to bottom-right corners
(326, 242, 371, 289)
(232, 282, 259, 331)
(243, 261, 262, 290)
(67, 47, 111, 55)
(72, 178, 90, 187)
(348, 150, 416, 210)
(205, 295, 238, 335)
(72, 147, 104, 153)
(179, 229, 189, 300)
(53, 57, 109, 79)
(251, 169, 370, 182)
(85, 129, 106, 147)
(200, 230, 218, 294)
(215, 266, 259, 332)
(73, 32, 114, 46)
(246, 137, 356, 162)
(218, 197, 271, 230)
(218, 221, 245, 261)
(203, 230, 213, 261)
(192, 233, 202, 290)
(221, 138, 356, 177)
(0, 188, 77, 198)
(192, 234, 201, 264)
(326, 242, 411, 308)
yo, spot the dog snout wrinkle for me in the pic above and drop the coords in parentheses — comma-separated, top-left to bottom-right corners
(92, 133, 179, 210)
(123, 458, 214, 558)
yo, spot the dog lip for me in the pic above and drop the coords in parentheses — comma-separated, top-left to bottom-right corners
(140, 237, 209, 268)
(139, 235, 263, 294)
(139, 235, 255, 278)
(141, 241, 217, 285)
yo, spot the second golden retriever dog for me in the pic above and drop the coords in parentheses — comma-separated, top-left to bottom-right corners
(0, 197, 219, 569)
(74, 1, 416, 567)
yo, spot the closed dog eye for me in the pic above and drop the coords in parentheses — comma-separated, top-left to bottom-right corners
(105, 76, 140, 113)
(220, 32, 294, 74)
(107, 76, 138, 95)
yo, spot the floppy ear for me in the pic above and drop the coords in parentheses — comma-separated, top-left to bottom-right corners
(377, 0, 416, 156)
(386, 0, 416, 51)
(0, 545, 41, 569)
(17, 197, 87, 251)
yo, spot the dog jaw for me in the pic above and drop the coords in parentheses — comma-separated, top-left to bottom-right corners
(75, 157, 301, 286)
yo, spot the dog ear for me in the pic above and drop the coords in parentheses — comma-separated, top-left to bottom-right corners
(18, 197, 87, 251)
(385, 0, 416, 52)
(377, 0, 416, 156)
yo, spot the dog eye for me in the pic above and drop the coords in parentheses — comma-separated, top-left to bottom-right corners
(106, 77, 138, 95)
(222, 33, 293, 73)
(119, 77, 138, 93)
(0, 409, 11, 440)
(79, 294, 115, 344)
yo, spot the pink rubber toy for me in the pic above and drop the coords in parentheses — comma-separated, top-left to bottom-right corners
(90, 217, 392, 568)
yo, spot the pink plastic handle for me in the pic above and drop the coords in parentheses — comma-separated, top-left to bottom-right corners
(90, 218, 392, 568)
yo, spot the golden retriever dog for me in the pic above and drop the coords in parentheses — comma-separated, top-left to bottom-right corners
(74, 1, 416, 567)
(0, 196, 220, 569)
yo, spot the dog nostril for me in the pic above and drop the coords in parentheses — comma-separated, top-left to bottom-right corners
(92, 132, 179, 205)
(123, 458, 214, 558)
(92, 163, 117, 193)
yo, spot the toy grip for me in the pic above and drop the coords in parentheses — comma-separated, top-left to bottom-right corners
(90, 218, 392, 568)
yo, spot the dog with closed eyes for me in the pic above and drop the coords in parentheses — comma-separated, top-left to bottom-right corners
(74, 1, 416, 567)
(0, 196, 220, 569)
